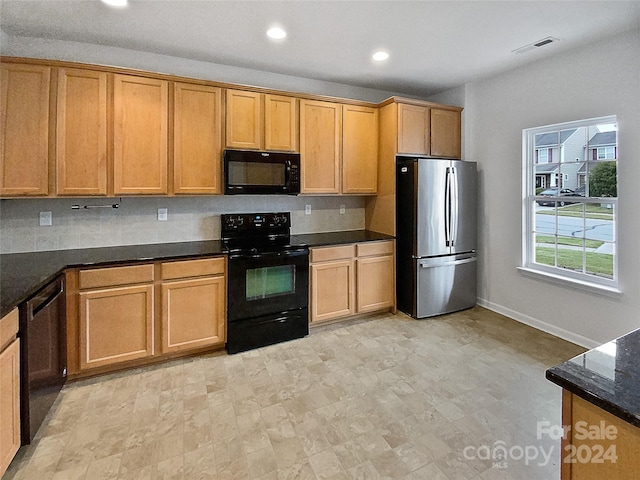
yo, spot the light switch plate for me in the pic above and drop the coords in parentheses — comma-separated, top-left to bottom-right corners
(339, 205, 346, 214)
(39, 211, 52, 226)
(305, 205, 312, 215)
(158, 208, 168, 221)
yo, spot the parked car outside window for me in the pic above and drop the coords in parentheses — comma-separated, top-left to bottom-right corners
(536, 188, 582, 206)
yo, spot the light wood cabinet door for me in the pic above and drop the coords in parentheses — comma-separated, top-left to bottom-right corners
(162, 276, 226, 353)
(300, 99, 341, 194)
(56, 68, 108, 196)
(310, 259, 355, 322)
(342, 105, 378, 194)
(173, 82, 222, 194)
(79, 284, 154, 370)
(431, 108, 461, 158)
(397, 103, 429, 156)
(225, 89, 262, 150)
(264, 94, 298, 152)
(0, 63, 50, 196)
(562, 391, 640, 480)
(356, 254, 394, 313)
(0, 339, 20, 478)
(113, 74, 168, 195)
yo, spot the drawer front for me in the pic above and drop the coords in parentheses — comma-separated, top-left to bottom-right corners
(310, 244, 355, 263)
(162, 257, 225, 280)
(79, 264, 154, 289)
(0, 308, 19, 352)
(357, 240, 394, 258)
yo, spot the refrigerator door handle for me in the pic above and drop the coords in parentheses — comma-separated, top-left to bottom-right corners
(444, 167, 452, 246)
(419, 256, 476, 268)
(451, 166, 459, 246)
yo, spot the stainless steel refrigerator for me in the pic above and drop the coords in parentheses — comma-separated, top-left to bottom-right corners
(396, 157, 477, 318)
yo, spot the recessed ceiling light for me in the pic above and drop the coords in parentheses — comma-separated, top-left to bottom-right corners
(372, 51, 389, 62)
(267, 27, 287, 40)
(101, 0, 128, 7)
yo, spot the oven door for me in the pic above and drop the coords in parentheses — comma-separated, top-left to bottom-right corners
(227, 248, 309, 322)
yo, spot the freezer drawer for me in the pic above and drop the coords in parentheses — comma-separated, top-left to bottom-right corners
(416, 254, 476, 318)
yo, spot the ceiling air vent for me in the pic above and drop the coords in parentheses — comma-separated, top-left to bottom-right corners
(512, 36, 559, 54)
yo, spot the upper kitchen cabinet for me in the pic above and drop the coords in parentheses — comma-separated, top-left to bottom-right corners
(342, 105, 378, 194)
(299, 99, 342, 194)
(56, 68, 108, 196)
(225, 89, 298, 152)
(225, 89, 262, 150)
(0, 63, 51, 196)
(430, 108, 461, 158)
(397, 103, 430, 156)
(397, 101, 462, 158)
(264, 94, 298, 151)
(113, 74, 168, 195)
(173, 82, 223, 194)
(301, 101, 378, 195)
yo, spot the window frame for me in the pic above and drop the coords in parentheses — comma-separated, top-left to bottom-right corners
(521, 115, 620, 294)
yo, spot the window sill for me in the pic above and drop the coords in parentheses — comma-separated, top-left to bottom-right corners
(517, 267, 622, 298)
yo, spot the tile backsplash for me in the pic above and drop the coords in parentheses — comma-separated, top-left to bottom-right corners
(0, 196, 365, 254)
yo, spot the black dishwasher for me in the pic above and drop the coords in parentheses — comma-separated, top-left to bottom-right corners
(20, 275, 67, 444)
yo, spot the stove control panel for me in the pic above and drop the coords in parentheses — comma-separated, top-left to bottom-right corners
(221, 212, 291, 232)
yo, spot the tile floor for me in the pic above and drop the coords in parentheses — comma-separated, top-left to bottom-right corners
(4, 307, 585, 480)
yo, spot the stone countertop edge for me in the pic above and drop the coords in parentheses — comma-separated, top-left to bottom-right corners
(293, 230, 395, 247)
(546, 329, 640, 428)
(0, 230, 394, 317)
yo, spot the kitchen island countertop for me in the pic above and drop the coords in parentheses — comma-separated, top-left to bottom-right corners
(546, 328, 640, 428)
(0, 230, 394, 317)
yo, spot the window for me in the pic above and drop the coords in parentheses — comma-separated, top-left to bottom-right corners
(537, 148, 549, 163)
(522, 116, 618, 291)
(597, 146, 615, 159)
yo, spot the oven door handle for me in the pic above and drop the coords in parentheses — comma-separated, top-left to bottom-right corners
(229, 248, 309, 260)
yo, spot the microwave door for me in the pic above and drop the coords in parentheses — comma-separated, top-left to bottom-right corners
(223, 150, 300, 194)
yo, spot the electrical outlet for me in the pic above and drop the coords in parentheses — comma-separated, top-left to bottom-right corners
(305, 205, 312, 215)
(339, 204, 346, 214)
(158, 208, 168, 221)
(39, 211, 52, 226)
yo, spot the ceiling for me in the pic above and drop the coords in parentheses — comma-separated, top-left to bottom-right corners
(1, 0, 639, 97)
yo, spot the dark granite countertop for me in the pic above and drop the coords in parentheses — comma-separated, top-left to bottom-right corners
(293, 230, 394, 247)
(546, 329, 640, 427)
(0, 240, 223, 318)
(0, 230, 394, 317)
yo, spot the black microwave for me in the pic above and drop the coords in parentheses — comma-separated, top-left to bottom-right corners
(224, 149, 301, 195)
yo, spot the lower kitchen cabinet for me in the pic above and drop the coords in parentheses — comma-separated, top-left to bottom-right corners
(0, 308, 20, 477)
(356, 242, 394, 313)
(310, 240, 395, 324)
(67, 257, 227, 378)
(79, 265, 155, 370)
(310, 245, 356, 323)
(161, 258, 226, 353)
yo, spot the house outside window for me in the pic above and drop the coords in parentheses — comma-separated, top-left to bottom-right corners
(522, 116, 618, 291)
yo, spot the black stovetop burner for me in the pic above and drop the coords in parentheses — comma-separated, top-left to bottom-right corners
(221, 212, 307, 254)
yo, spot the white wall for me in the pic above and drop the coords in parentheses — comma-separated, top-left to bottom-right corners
(458, 28, 640, 347)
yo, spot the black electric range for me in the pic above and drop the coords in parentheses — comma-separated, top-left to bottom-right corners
(221, 212, 309, 354)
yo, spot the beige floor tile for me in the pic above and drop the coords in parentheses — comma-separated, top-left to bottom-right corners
(7, 307, 586, 480)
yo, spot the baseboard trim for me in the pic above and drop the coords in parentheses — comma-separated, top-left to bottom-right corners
(477, 298, 599, 349)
